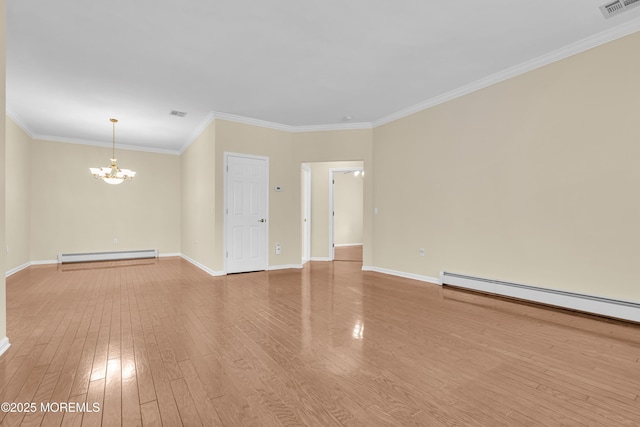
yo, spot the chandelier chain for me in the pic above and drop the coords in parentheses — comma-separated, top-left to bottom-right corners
(89, 118, 136, 185)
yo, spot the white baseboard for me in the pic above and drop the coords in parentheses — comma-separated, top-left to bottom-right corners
(310, 257, 332, 262)
(22, 252, 178, 272)
(334, 243, 363, 247)
(268, 264, 303, 271)
(362, 266, 441, 285)
(441, 272, 640, 323)
(7, 255, 312, 279)
(158, 252, 181, 258)
(180, 254, 225, 276)
(0, 337, 10, 357)
(5, 262, 31, 278)
(30, 260, 58, 266)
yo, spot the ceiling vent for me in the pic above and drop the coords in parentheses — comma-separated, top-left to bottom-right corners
(600, 0, 640, 18)
(170, 110, 187, 117)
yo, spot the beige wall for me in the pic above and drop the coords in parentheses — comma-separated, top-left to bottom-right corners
(372, 31, 640, 302)
(30, 139, 181, 261)
(181, 121, 216, 271)
(205, 122, 373, 270)
(309, 161, 363, 258)
(214, 120, 296, 270)
(5, 118, 31, 272)
(293, 129, 373, 264)
(334, 169, 364, 245)
(1, 0, 7, 341)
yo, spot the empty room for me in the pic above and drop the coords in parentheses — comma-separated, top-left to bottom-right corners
(1, 1, 640, 426)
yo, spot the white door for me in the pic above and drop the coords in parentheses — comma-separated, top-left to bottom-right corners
(225, 154, 268, 273)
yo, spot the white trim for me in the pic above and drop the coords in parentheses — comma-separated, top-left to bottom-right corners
(329, 170, 334, 261)
(441, 272, 640, 323)
(9, 110, 179, 154)
(310, 257, 332, 262)
(301, 164, 312, 264)
(362, 266, 441, 285)
(179, 111, 216, 154)
(224, 152, 270, 275)
(373, 19, 640, 128)
(268, 264, 303, 271)
(180, 254, 225, 276)
(334, 243, 363, 247)
(8, 107, 178, 156)
(211, 111, 372, 133)
(6, 110, 36, 138)
(31, 134, 180, 155)
(18, 255, 227, 277)
(30, 260, 59, 266)
(5, 262, 31, 277)
(329, 167, 364, 261)
(0, 337, 11, 357)
(7, 260, 60, 277)
(214, 112, 292, 132)
(290, 122, 372, 132)
(158, 253, 181, 258)
(8, 253, 182, 276)
(179, 112, 371, 154)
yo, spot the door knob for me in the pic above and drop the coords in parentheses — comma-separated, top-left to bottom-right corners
(258, 218, 266, 223)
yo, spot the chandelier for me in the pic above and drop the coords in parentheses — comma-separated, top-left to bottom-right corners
(89, 118, 136, 184)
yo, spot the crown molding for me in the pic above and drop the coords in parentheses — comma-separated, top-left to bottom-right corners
(179, 111, 216, 154)
(7, 109, 180, 155)
(211, 112, 293, 132)
(213, 111, 372, 132)
(32, 134, 180, 155)
(179, 110, 374, 153)
(6, 110, 36, 139)
(373, 19, 640, 128)
(290, 122, 372, 132)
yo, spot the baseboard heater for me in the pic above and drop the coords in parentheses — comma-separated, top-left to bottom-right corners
(58, 249, 157, 264)
(440, 271, 640, 323)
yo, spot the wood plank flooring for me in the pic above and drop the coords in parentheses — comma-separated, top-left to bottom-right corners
(334, 246, 363, 262)
(2, 258, 639, 426)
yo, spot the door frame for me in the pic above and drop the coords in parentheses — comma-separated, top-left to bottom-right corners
(302, 164, 311, 264)
(328, 167, 363, 261)
(223, 152, 270, 274)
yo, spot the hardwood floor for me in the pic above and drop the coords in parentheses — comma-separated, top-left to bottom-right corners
(333, 246, 363, 262)
(2, 258, 639, 426)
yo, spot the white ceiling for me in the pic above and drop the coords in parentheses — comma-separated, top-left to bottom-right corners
(6, 1, 640, 154)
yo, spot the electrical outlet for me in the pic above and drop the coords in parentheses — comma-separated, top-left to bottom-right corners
(275, 243, 281, 255)
(419, 248, 425, 257)
(114, 238, 118, 244)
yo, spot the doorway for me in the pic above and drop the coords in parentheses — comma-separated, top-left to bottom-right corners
(330, 167, 364, 262)
(304, 161, 364, 263)
(224, 153, 269, 273)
